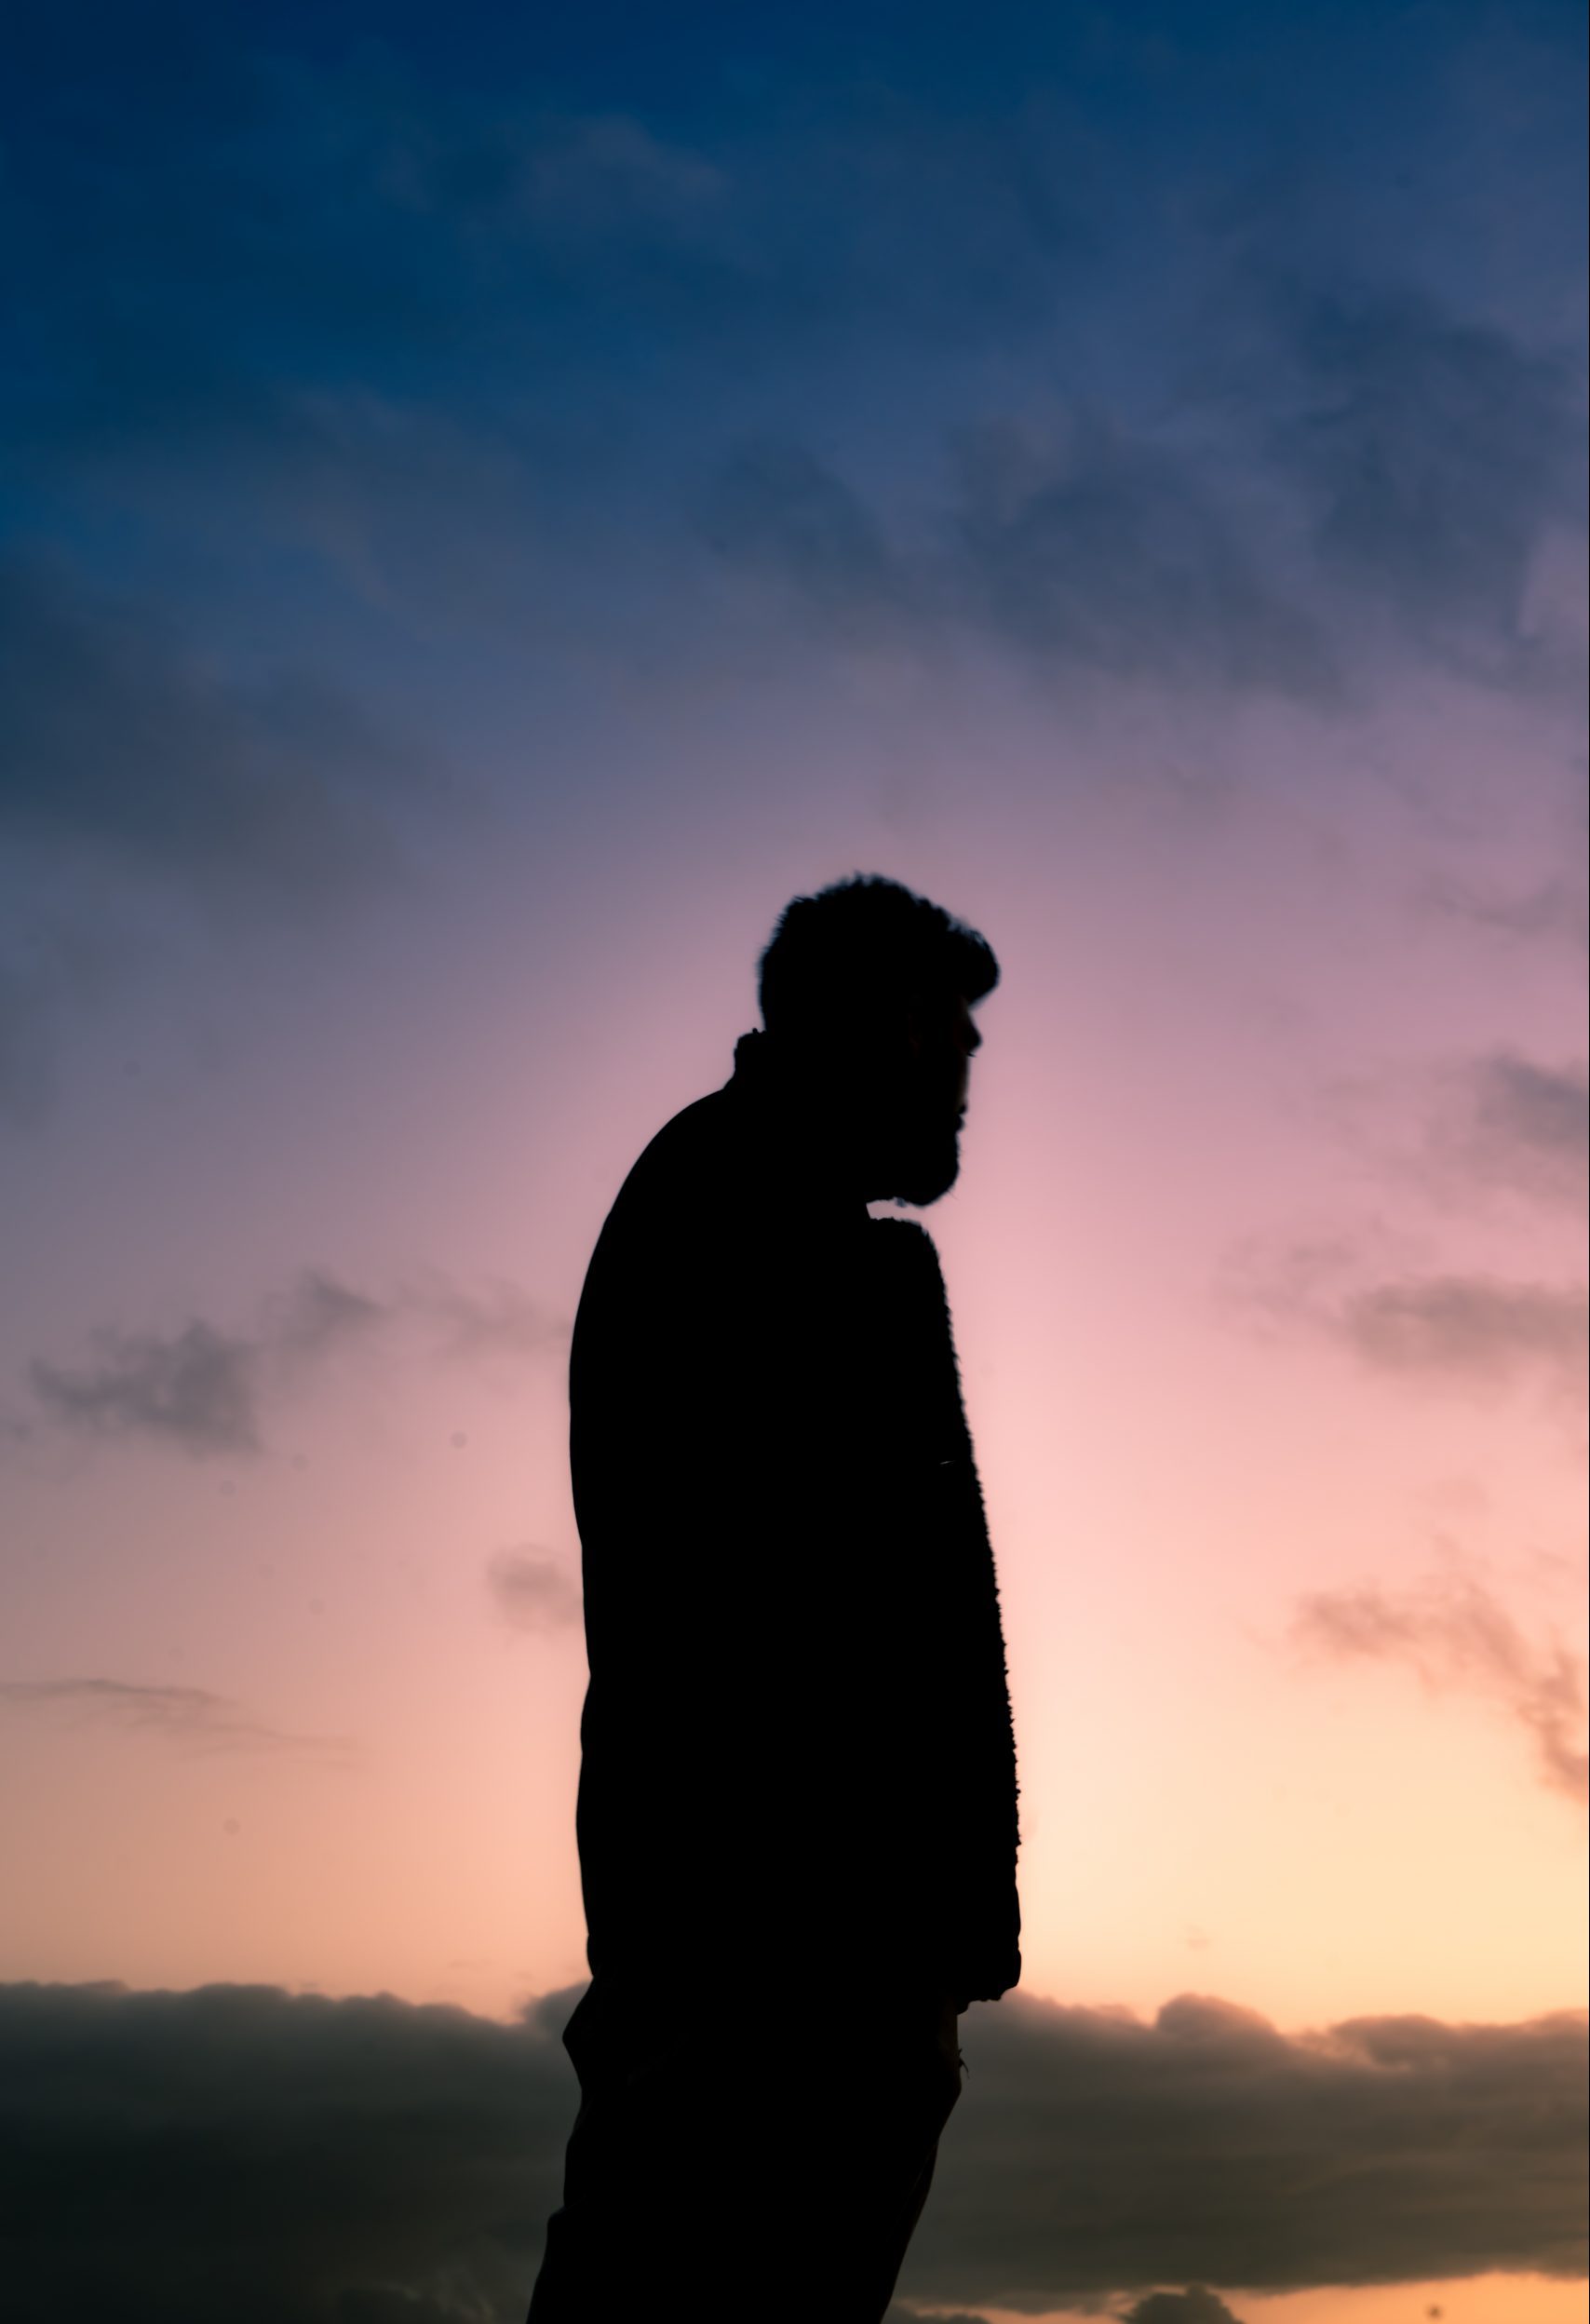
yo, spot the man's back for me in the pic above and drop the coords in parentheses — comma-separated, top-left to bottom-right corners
(569, 1034, 1021, 2005)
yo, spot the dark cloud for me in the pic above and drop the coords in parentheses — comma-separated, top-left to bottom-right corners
(22, 1268, 566, 1460)
(336, 2295, 476, 2324)
(698, 443, 905, 629)
(1291, 1564, 1587, 1807)
(1270, 282, 1587, 683)
(1, 2, 1579, 830)
(698, 266, 1586, 699)
(1420, 869, 1590, 954)
(2, 24, 1086, 475)
(1339, 1275, 1586, 1398)
(1121, 2293, 1246, 2324)
(1319, 1048, 1588, 1223)
(908, 1990, 1586, 2311)
(0, 1979, 560, 2324)
(1436, 1052, 1589, 1210)
(944, 412, 1334, 701)
(0, 1678, 357, 1767)
(883, 2310, 995, 2324)
(1224, 1241, 1587, 1410)
(485, 1547, 582, 1634)
(0, 553, 416, 924)
(696, 416, 1336, 702)
(266, 1270, 390, 1361)
(28, 1317, 262, 1455)
(0, 915, 136, 1130)
(0, 958, 61, 1130)
(0, 1977, 1580, 2321)
(410, 1279, 570, 1366)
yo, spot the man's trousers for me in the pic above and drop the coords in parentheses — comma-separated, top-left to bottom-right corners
(525, 1968, 966, 2321)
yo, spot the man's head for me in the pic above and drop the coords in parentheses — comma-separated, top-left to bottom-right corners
(754, 873, 997, 1207)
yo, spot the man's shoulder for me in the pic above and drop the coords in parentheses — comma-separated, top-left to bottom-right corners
(580, 1088, 748, 1304)
(607, 1086, 740, 1225)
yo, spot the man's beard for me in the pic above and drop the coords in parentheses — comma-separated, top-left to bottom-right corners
(883, 1107, 963, 1208)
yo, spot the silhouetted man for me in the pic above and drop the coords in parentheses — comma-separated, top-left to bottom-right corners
(527, 874, 1021, 2321)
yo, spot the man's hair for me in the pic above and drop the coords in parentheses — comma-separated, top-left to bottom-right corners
(757, 873, 998, 1049)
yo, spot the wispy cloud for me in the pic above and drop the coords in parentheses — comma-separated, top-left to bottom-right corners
(28, 1319, 263, 1456)
(1221, 1236, 1587, 1412)
(0, 913, 149, 1133)
(0, 543, 439, 1129)
(1419, 869, 1589, 954)
(944, 410, 1335, 701)
(1435, 1052, 1589, 1211)
(697, 412, 1337, 704)
(0, 1677, 357, 1767)
(1267, 280, 1586, 688)
(1339, 1274, 1586, 1395)
(485, 1547, 582, 1635)
(1290, 1561, 1588, 1807)
(1321, 1048, 1589, 1216)
(0, 1978, 1579, 2321)
(407, 1277, 569, 1366)
(0, 552, 419, 924)
(22, 1266, 567, 1459)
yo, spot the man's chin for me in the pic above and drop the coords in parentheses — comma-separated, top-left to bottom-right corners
(890, 1141, 962, 1208)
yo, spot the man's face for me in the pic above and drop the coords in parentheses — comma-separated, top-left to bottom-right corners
(872, 989, 982, 1208)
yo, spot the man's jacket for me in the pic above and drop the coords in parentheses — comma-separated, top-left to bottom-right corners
(569, 1029, 1021, 2004)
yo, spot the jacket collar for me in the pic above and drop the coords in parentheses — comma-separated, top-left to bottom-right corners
(724, 1028, 873, 1225)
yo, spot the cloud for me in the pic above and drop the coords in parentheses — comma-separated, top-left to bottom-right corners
(28, 1318, 263, 1455)
(0, 956, 59, 1129)
(407, 1278, 569, 1366)
(1435, 1052, 1589, 1211)
(698, 442, 905, 630)
(885, 2310, 996, 2324)
(0, 1979, 559, 2324)
(1325, 1049, 1590, 1217)
(0, 914, 138, 1130)
(943, 412, 1334, 701)
(697, 414, 1336, 702)
(1290, 1561, 1587, 1807)
(1120, 2294, 1246, 2324)
(908, 1990, 1586, 2311)
(0, 552, 417, 924)
(492, 111, 728, 240)
(1269, 282, 1587, 684)
(265, 1270, 390, 1361)
(0, 543, 437, 1128)
(485, 1547, 582, 1634)
(336, 2296, 478, 2324)
(1222, 1239, 1587, 1410)
(1338, 1275, 1586, 1397)
(5, 7, 1581, 789)
(22, 1267, 566, 1460)
(1420, 869, 1590, 954)
(3, 31, 1083, 475)
(0, 1678, 357, 1767)
(0, 1978, 1580, 2321)
(694, 272, 1583, 713)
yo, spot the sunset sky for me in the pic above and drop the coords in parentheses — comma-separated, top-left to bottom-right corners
(1, 4, 1584, 2319)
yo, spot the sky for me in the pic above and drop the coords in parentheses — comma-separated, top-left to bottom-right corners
(0, 2, 1585, 2318)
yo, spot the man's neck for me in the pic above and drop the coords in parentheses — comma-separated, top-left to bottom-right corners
(728, 1029, 877, 1216)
